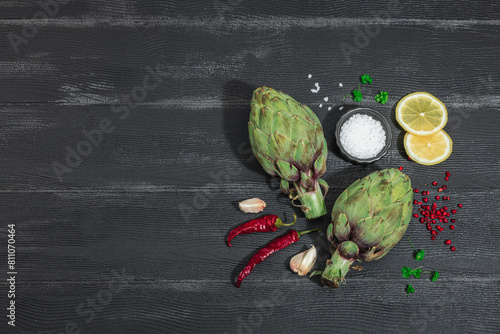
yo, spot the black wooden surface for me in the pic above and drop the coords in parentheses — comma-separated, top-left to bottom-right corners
(1, 1, 499, 333)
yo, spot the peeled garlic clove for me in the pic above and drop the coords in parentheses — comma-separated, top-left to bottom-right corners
(290, 245, 317, 276)
(238, 198, 266, 213)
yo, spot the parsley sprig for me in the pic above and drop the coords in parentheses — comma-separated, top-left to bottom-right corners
(408, 237, 425, 261)
(342, 74, 388, 104)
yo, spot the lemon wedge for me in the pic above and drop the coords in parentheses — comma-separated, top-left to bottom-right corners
(396, 92, 447, 136)
(404, 130, 453, 165)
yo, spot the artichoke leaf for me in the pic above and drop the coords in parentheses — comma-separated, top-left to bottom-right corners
(276, 160, 300, 182)
(333, 213, 350, 242)
(331, 189, 348, 222)
(370, 224, 408, 261)
(369, 170, 390, 187)
(257, 106, 275, 135)
(368, 179, 392, 212)
(374, 202, 404, 235)
(289, 115, 310, 143)
(300, 171, 315, 190)
(313, 153, 327, 177)
(274, 131, 296, 160)
(391, 173, 411, 202)
(358, 246, 377, 262)
(400, 189, 414, 222)
(272, 111, 291, 140)
(326, 223, 334, 242)
(251, 127, 269, 155)
(280, 179, 290, 194)
(351, 216, 386, 249)
(338, 241, 359, 259)
(294, 140, 315, 170)
(254, 152, 277, 177)
(343, 187, 370, 228)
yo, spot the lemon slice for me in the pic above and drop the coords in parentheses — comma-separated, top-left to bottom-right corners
(396, 92, 447, 136)
(404, 130, 453, 165)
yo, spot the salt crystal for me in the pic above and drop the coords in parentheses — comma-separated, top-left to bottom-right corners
(324, 97, 329, 102)
(319, 104, 323, 108)
(339, 83, 343, 87)
(339, 106, 344, 110)
(308, 74, 312, 79)
(328, 107, 332, 111)
(311, 89, 318, 93)
(339, 114, 386, 159)
(314, 82, 319, 87)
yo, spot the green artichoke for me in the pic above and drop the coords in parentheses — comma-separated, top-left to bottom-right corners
(249, 86, 328, 219)
(322, 168, 413, 288)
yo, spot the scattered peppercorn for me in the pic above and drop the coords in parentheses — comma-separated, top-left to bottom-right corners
(450, 246, 456, 252)
(445, 240, 451, 245)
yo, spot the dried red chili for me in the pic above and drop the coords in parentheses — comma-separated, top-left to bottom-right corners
(236, 229, 319, 287)
(227, 214, 297, 247)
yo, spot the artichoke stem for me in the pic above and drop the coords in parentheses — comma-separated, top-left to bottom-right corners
(294, 181, 327, 219)
(321, 249, 356, 289)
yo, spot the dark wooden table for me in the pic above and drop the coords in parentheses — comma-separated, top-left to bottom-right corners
(1, 1, 499, 333)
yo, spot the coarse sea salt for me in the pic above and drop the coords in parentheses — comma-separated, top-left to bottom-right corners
(339, 114, 386, 159)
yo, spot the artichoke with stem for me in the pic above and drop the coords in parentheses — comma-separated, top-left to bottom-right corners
(321, 168, 413, 288)
(249, 86, 328, 219)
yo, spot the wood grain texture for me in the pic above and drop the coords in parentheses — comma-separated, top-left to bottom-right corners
(0, 21, 499, 104)
(0, 105, 498, 190)
(0, 0, 499, 20)
(0, 1, 499, 333)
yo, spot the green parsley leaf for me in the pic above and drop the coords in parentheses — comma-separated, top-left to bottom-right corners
(412, 269, 422, 279)
(431, 271, 440, 282)
(352, 89, 363, 102)
(406, 284, 415, 294)
(375, 91, 389, 104)
(415, 249, 425, 261)
(360, 74, 372, 84)
(401, 266, 412, 279)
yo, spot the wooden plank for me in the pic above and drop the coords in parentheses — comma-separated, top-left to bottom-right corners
(0, 105, 498, 190)
(7, 278, 500, 333)
(0, 0, 499, 20)
(2, 188, 498, 283)
(0, 24, 498, 104)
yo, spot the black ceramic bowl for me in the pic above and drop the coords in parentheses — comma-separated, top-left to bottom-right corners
(335, 107, 393, 164)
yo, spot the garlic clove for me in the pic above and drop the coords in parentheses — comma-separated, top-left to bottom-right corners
(238, 198, 266, 213)
(290, 252, 305, 273)
(290, 245, 317, 276)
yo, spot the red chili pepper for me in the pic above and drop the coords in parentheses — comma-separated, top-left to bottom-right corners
(236, 229, 320, 287)
(227, 214, 297, 247)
